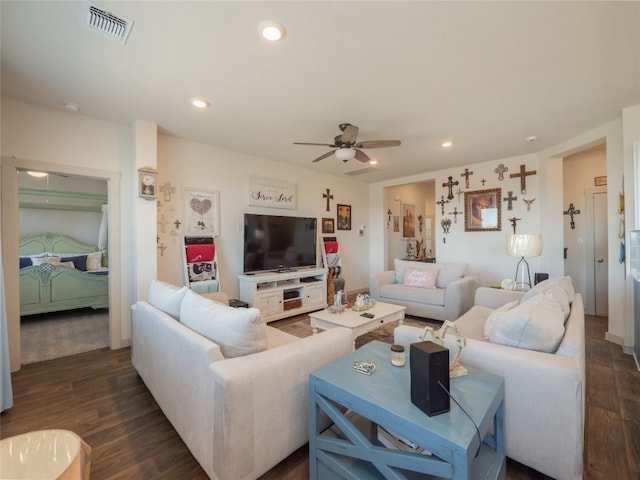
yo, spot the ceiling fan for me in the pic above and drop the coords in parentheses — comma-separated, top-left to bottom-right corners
(294, 123, 401, 163)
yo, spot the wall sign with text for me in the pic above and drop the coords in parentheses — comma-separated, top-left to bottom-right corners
(248, 176, 297, 209)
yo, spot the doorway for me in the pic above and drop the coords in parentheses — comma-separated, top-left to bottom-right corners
(585, 189, 609, 316)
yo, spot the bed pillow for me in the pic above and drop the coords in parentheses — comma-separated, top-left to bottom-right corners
(86, 251, 102, 271)
(148, 280, 188, 319)
(19, 257, 33, 269)
(403, 267, 437, 289)
(61, 254, 89, 271)
(31, 256, 61, 266)
(180, 290, 267, 358)
(59, 261, 76, 269)
(484, 294, 565, 353)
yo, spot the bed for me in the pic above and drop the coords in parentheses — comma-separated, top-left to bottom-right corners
(19, 233, 109, 316)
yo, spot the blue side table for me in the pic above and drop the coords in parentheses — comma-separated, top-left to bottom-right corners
(308, 340, 505, 479)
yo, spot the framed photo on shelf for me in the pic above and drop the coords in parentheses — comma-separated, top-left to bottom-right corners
(464, 188, 501, 232)
(337, 204, 351, 230)
(322, 217, 335, 234)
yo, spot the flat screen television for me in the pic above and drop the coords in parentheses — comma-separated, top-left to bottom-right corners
(243, 213, 318, 273)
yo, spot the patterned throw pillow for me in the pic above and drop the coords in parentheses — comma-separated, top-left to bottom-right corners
(403, 267, 437, 289)
(188, 262, 216, 282)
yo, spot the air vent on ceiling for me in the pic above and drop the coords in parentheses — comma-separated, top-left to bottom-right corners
(82, 2, 133, 44)
(343, 166, 379, 176)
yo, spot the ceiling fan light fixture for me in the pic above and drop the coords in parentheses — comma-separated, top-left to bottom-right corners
(335, 148, 356, 162)
(258, 21, 286, 42)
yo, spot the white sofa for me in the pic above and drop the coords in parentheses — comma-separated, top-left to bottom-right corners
(369, 259, 479, 321)
(131, 281, 352, 480)
(394, 279, 585, 480)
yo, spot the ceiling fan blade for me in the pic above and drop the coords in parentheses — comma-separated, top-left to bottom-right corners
(312, 150, 336, 163)
(355, 140, 401, 149)
(340, 124, 359, 144)
(354, 149, 370, 163)
(293, 142, 336, 147)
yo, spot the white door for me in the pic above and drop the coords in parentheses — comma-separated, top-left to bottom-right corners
(593, 192, 608, 316)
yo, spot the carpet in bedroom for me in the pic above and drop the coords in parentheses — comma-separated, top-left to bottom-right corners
(20, 308, 109, 365)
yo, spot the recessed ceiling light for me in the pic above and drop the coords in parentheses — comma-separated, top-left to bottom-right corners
(258, 20, 286, 42)
(441, 141, 453, 148)
(63, 102, 79, 112)
(190, 98, 210, 109)
(369, 159, 378, 165)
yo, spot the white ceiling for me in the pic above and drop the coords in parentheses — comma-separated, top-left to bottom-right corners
(2, 1, 639, 183)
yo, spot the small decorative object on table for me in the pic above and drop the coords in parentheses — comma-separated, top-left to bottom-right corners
(419, 320, 468, 377)
(390, 344, 406, 367)
(352, 293, 376, 312)
(327, 289, 346, 313)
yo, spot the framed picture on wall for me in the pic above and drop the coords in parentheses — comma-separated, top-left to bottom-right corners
(337, 204, 351, 230)
(184, 188, 220, 236)
(464, 188, 501, 232)
(322, 217, 335, 234)
(402, 203, 416, 238)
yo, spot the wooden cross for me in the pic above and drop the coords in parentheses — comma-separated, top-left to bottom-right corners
(509, 216, 521, 234)
(436, 195, 449, 215)
(510, 164, 537, 194)
(563, 203, 581, 229)
(442, 176, 459, 200)
(481, 178, 486, 186)
(174, 219, 182, 230)
(158, 213, 168, 233)
(455, 187, 464, 203)
(449, 206, 462, 224)
(503, 191, 518, 210)
(494, 163, 508, 181)
(160, 182, 176, 202)
(157, 242, 167, 257)
(460, 168, 474, 189)
(523, 197, 536, 211)
(323, 188, 334, 212)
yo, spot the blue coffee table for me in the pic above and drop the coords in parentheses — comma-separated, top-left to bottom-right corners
(309, 340, 505, 479)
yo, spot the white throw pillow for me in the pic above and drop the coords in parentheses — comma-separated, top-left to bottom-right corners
(435, 263, 467, 288)
(485, 294, 565, 353)
(484, 300, 519, 340)
(86, 251, 103, 271)
(524, 276, 575, 302)
(148, 280, 188, 319)
(31, 255, 61, 266)
(180, 290, 267, 358)
(403, 267, 437, 288)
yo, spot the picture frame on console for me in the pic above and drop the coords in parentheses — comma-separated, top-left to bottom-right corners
(464, 188, 501, 232)
(337, 204, 351, 230)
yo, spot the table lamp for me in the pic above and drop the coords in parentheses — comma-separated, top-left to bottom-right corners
(506, 234, 543, 291)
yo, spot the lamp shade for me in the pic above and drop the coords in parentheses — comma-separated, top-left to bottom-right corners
(335, 148, 356, 162)
(506, 234, 543, 258)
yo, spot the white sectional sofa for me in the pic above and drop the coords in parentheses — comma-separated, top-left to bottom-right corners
(369, 259, 479, 321)
(394, 278, 585, 480)
(131, 281, 352, 480)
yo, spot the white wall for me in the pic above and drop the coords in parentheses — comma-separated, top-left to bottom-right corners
(156, 135, 371, 299)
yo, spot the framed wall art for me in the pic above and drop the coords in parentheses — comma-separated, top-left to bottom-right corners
(184, 188, 220, 236)
(322, 217, 335, 234)
(464, 188, 501, 232)
(337, 204, 351, 230)
(402, 203, 416, 238)
(248, 175, 297, 209)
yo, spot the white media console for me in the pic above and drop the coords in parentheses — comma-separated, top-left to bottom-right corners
(237, 268, 328, 322)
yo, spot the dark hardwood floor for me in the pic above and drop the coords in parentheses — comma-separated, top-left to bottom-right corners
(1, 314, 638, 479)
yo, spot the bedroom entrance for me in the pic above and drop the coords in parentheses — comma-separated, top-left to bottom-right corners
(18, 171, 110, 364)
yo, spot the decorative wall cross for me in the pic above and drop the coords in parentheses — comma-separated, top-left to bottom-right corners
(436, 195, 449, 215)
(494, 163, 508, 181)
(157, 242, 167, 256)
(442, 176, 459, 200)
(174, 219, 182, 230)
(523, 197, 536, 211)
(449, 206, 462, 224)
(563, 203, 581, 229)
(509, 216, 521, 234)
(481, 178, 486, 186)
(460, 168, 474, 189)
(158, 213, 169, 233)
(510, 164, 537, 194)
(455, 187, 464, 203)
(503, 191, 518, 210)
(387, 209, 392, 229)
(323, 188, 334, 212)
(160, 182, 176, 202)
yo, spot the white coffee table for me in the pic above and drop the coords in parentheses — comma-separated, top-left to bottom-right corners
(309, 301, 406, 347)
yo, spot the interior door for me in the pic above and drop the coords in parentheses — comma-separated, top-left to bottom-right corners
(593, 192, 608, 316)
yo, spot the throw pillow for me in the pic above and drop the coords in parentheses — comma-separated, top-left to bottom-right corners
(485, 294, 565, 353)
(86, 251, 102, 271)
(403, 267, 437, 289)
(483, 300, 519, 340)
(19, 256, 33, 269)
(180, 290, 267, 358)
(148, 280, 188, 319)
(434, 263, 468, 288)
(61, 254, 89, 271)
(31, 256, 61, 266)
(525, 276, 575, 302)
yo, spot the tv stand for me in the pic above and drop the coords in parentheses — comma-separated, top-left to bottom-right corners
(276, 268, 297, 273)
(238, 268, 327, 323)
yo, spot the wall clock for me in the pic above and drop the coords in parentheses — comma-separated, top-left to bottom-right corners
(138, 167, 158, 200)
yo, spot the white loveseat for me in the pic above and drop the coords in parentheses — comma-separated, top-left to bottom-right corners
(369, 259, 479, 321)
(394, 278, 585, 480)
(131, 281, 352, 480)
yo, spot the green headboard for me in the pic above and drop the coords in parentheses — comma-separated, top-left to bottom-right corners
(19, 233, 99, 255)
